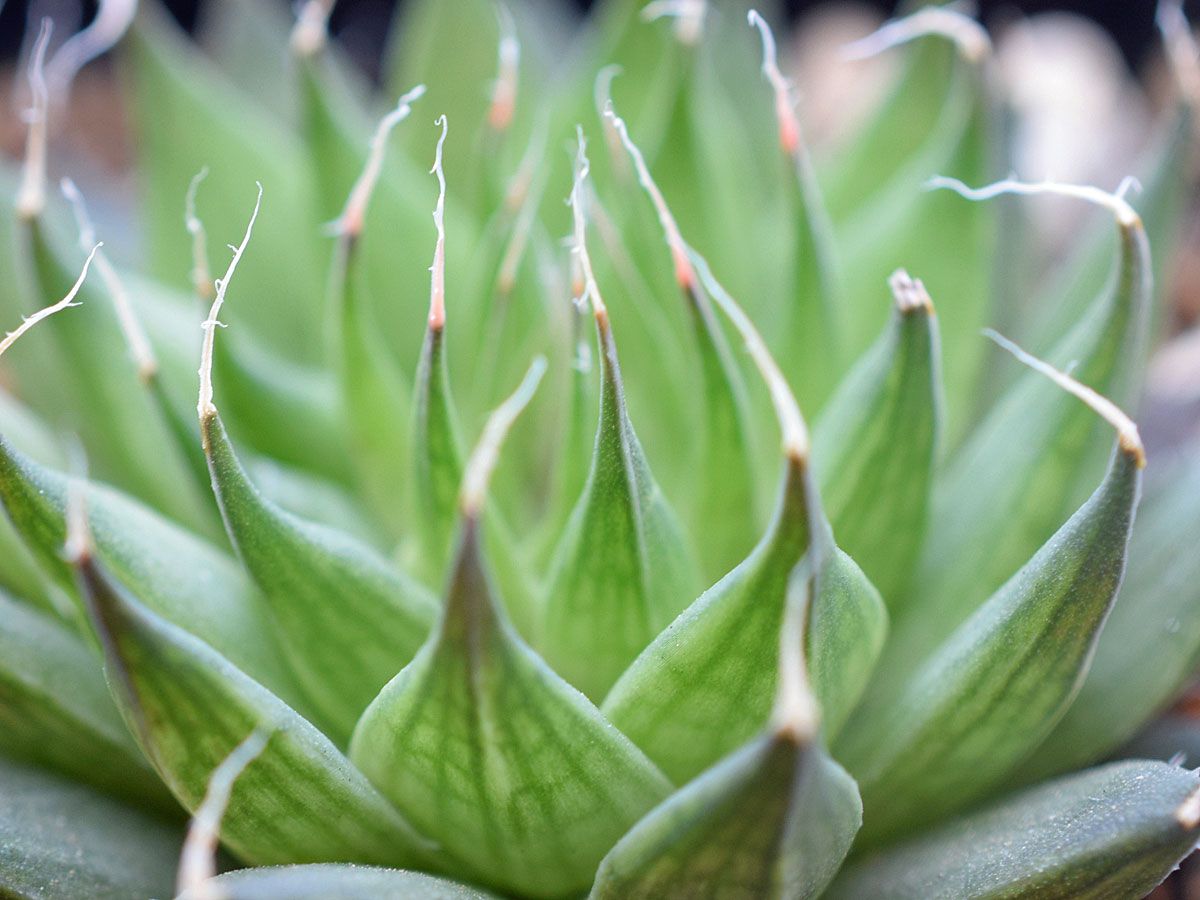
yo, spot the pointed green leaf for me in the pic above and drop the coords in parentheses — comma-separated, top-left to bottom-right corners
(837, 398, 1143, 844)
(604, 251, 886, 778)
(0, 756, 182, 900)
(125, 5, 323, 360)
(0, 438, 298, 702)
(1023, 444, 1200, 780)
(179, 865, 498, 900)
(813, 271, 942, 604)
(888, 191, 1149, 684)
(591, 577, 861, 900)
(826, 761, 1200, 900)
(0, 590, 173, 812)
(73, 546, 439, 870)
(834, 17, 997, 435)
(352, 363, 672, 899)
(202, 411, 437, 746)
(541, 308, 697, 701)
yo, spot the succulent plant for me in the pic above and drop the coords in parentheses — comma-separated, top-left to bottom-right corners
(4, 0, 1200, 897)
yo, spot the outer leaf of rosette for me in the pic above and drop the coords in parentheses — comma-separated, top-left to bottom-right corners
(18, 217, 219, 542)
(886, 199, 1149, 688)
(124, 5, 324, 360)
(826, 760, 1200, 900)
(0, 438, 301, 708)
(73, 545, 441, 870)
(1021, 443, 1200, 780)
(350, 516, 674, 899)
(836, 433, 1143, 846)
(0, 589, 175, 813)
(201, 410, 437, 746)
(812, 275, 942, 605)
(178, 865, 499, 900)
(590, 577, 862, 900)
(540, 310, 699, 703)
(603, 451, 886, 782)
(0, 756, 182, 900)
(836, 32, 997, 440)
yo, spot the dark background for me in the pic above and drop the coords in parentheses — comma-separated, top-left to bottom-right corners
(0, 0, 1197, 74)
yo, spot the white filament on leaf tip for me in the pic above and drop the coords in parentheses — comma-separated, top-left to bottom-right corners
(460, 357, 547, 516)
(927, 175, 1143, 229)
(290, 0, 336, 58)
(60, 178, 158, 381)
(1158, 1, 1200, 111)
(688, 247, 809, 461)
(176, 729, 271, 900)
(336, 84, 426, 239)
(747, 10, 803, 157)
(0, 242, 99, 359)
(16, 18, 52, 221)
(772, 571, 820, 742)
(198, 184, 263, 421)
(428, 114, 449, 330)
(44, 0, 137, 101)
(984, 328, 1145, 468)
(841, 6, 991, 64)
(488, 3, 520, 131)
(569, 129, 608, 321)
(185, 168, 214, 301)
(641, 0, 706, 45)
(603, 101, 695, 289)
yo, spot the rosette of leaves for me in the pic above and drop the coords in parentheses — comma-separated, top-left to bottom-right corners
(2, 0, 1200, 898)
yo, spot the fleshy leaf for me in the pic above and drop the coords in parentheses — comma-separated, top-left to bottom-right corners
(0, 590, 173, 812)
(0, 756, 182, 900)
(178, 864, 498, 900)
(590, 577, 861, 900)
(540, 139, 697, 701)
(826, 761, 1200, 899)
(882, 181, 1150, 690)
(835, 337, 1145, 845)
(72, 538, 439, 869)
(603, 249, 886, 780)
(352, 359, 672, 899)
(1022, 444, 1200, 780)
(812, 270, 942, 604)
(202, 412, 437, 746)
(0, 439, 299, 701)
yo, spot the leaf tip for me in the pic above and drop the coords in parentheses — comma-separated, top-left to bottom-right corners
(487, 3, 520, 132)
(888, 268, 934, 316)
(1176, 781, 1200, 830)
(748, 9, 802, 157)
(984, 328, 1145, 468)
(428, 113, 449, 332)
(290, 0, 334, 58)
(841, 6, 991, 64)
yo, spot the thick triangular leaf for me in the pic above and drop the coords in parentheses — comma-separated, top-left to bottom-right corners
(74, 546, 439, 870)
(202, 412, 437, 746)
(1023, 445, 1200, 779)
(178, 865, 498, 900)
(540, 310, 697, 701)
(0, 590, 173, 813)
(591, 578, 861, 900)
(884, 186, 1149, 688)
(813, 271, 942, 604)
(837, 425, 1143, 844)
(0, 439, 299, 704)
(352, 362, 672, 899)
(603, 252, 886, 779)
(826, 761, 1200, 899)
(0, 756, 182, 900)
